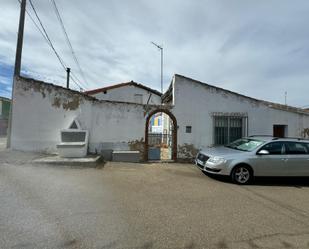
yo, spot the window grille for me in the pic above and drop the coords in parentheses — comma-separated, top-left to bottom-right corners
(213, 115, 247, 145)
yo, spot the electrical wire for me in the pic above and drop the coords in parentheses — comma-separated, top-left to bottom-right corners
(28, 0, 66, 69)
(17, 0, 86, 90)
(50, 0, 88, 86)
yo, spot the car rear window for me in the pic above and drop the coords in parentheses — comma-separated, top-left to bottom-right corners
(285, 142, 309, 155)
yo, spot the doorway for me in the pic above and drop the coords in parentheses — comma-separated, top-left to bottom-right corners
(273, 125, 287, 138)
(145, 109, 177, 161)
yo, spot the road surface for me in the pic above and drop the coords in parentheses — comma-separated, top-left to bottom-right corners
(1, 147, 309, 248)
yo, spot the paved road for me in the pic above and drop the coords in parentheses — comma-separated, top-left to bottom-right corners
(1, 149, 309, 248)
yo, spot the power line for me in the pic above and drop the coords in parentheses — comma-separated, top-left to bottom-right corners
(18, 0, 86, 90)
(28, 0, 66, 69)
(28, 0, 86, 90)
(50, 0, 88, 86)
(70, 72, 85, 91)
(18, 1, 50, 49)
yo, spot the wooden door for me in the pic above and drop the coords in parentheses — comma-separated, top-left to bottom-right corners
(273, 125, 285, 138)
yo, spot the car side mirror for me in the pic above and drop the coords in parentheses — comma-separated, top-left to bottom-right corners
(257, 150, 269, 155)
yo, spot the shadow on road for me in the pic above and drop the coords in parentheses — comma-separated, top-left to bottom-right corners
(252, 177, 309, 188)
(203, 171, 309, 188)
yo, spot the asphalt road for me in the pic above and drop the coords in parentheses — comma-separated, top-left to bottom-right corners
(1, 146, 309, 248)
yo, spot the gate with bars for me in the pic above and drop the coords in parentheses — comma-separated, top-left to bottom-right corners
(148, 133, 172, 160)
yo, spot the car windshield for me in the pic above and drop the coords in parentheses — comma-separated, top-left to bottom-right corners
(225, 138, 264, 151)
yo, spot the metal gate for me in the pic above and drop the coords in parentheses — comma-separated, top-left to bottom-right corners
(148, 133, 172, 160)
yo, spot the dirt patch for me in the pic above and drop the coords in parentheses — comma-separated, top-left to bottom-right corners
(51, 95, 82, 110)
(16, 77, 83, 111)
(128, 138, 145, 161)
(52, 97, 61, 108)
(302, 128, 309, 138)
(178, 143, 199, 161)
(62, 95, 81, 110)
(17, 77, 47, 98)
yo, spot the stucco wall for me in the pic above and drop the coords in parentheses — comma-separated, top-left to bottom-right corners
(11, 75, 309, 160)
(173, 75, 309, 157)
(91, 85, 161, 105)
(11, 77, 163, 158)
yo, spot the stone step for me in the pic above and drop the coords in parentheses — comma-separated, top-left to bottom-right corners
(33, 155, 103, 167)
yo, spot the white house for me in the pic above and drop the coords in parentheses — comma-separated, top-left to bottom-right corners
(162, 74, 309, 157)
(9, 75, 309, 161)
(85, 81, 162, 105)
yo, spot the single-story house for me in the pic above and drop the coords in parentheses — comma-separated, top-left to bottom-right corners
(84, 81, 162, 105)
(9, 74, 309, 160)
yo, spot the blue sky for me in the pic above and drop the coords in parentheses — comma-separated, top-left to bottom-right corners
(0, 60, 13, 98)
(1, 0, 309, 107)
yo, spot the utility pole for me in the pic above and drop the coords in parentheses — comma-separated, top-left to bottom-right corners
(7, 0, 26, 148)
(66, 67, 70, 88)
(14, 0, 26, 76)
(151, 42, 163, 93)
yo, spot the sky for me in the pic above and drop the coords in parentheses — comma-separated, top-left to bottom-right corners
(1, 0, 309, 107)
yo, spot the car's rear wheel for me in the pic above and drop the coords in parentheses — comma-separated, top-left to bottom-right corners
(231, 165, 252, 185)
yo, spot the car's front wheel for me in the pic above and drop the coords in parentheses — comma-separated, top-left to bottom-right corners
(231, 165, 253, 185)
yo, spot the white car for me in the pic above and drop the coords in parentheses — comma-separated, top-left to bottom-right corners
(195, 136, 309, 184)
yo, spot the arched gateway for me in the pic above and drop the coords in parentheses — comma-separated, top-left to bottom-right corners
(145, 109, 177, 161)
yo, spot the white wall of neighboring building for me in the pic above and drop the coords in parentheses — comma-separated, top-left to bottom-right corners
(90, 85, 161, 105)
(172, 75, 309, 157)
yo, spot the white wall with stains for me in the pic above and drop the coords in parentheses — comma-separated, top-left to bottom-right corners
(172, 74, 309, 157)
(10, 77, 158, 158)
(90, 85, 162, 105)
(10, 75, 309, 160)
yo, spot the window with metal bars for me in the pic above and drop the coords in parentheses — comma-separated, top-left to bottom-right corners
(213, 116, 247, 145)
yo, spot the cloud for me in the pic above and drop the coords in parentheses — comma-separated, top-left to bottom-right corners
(0, 75, 11, 86)
(1, 0, 309, 106)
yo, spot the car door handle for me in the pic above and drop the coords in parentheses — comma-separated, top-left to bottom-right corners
(281, 158, 288, 161)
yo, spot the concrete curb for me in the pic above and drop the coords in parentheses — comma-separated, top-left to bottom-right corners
(33, 155, 104, 167)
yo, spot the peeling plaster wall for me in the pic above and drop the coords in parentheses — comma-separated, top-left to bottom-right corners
(91, 85, 161, 105)
(11, 77, 160, 158)
(173, 75, 309, 158)
(11, 76, 309, 161)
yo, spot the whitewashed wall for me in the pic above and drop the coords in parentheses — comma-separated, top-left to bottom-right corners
(172, 75, 309, 157)
(11, 76, 309, 160)
(90, 85, 161, 105)
(11, 77, 160, 157)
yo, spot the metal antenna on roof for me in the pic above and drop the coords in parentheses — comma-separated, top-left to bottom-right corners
(151, 41, 163, 94)
(285, 91, 287, 105)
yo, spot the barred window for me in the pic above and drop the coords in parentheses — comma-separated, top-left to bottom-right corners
(214, 116, 247, 145)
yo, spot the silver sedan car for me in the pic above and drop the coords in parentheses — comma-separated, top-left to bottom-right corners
(195, 136, 309, 184)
